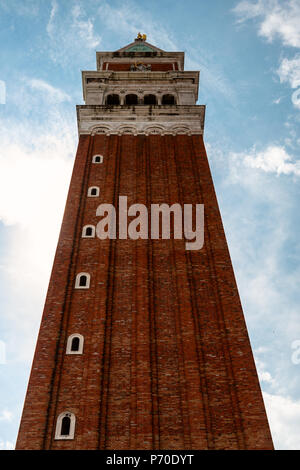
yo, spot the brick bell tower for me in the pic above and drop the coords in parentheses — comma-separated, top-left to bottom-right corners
(16, 35, 273, 450)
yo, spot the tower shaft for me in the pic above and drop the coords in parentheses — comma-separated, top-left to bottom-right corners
(16, 37, 273, 450)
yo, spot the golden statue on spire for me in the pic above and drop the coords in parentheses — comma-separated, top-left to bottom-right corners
(136, 32, 147, 41)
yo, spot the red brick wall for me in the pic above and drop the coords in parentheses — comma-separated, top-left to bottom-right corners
(16, 134, 274, 450)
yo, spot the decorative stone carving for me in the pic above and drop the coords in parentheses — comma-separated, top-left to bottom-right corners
(144, 125, 166, 136)
(170, 125, 191, 136)
(117, 125, 138, 136)
(91, 125, 112, 136)
(88, 122, 203, 136)
(130, 63, 152, 71)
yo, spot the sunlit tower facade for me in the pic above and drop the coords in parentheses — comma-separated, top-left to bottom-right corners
(16, 35, 273, 450)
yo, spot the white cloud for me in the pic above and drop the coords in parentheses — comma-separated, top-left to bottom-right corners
(278, 54, 300, 89)
(260, 371, 274, 383)
(0, 132, 73, 228)
(233, 1, 300, 110)
(264, 392, 300, 449)
(213, 143, 300, 451)
(0, 439, 14, 450)
(255, 353, 276, 386)
(0, 104, 76, 362)
(277, 55, 300, 109)
(0, 410, 13, 422)
(233, 0, 300, 48)
(231, 145, 300, 176)
(28, 79, 71, 103)
(233, 0, 267, 24)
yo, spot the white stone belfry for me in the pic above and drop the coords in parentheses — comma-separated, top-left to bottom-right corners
(77, 37, 205, 136)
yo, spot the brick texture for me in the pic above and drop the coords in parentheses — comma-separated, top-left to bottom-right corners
(16, 134, 274, 450)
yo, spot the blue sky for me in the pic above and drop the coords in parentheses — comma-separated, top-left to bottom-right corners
(0, 0, 300, 450)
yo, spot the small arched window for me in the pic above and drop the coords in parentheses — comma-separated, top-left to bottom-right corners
(162, 94, 176, 105)
(106, 94, 120, 105)
(87, 186, 100, 197)
(66, 334, 84, 355)
(55, 412, 76, 440)
(144, 94, 157, 105)
(125, 94, 138, 105)
(82, 225, 95, 238)
(75, 273, 90, 289)
(92, 154, 103, 164)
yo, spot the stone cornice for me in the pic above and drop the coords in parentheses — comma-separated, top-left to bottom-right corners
(76, 104, 205, 136)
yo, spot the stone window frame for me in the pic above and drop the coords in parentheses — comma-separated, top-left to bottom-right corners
(75, 273, 91, 289)
(82, 225, 96, 238)
(66, 334, 84, 355)
(92, 154, 104, 164)
(55, 412, 76, 440)
(87, 186, 100, 197)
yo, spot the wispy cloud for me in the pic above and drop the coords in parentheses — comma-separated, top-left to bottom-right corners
(185, 55, 236, 102)
(233, 0, 300, 48)
(233, 1, 300, 111)
(97, 0, 177, 51)
(0, 0, 40, 17)
(46, 1, 101, 66)
(72, 4, 100, 49)
(28, 79, 71, 103)
(46, 0, 58, 35)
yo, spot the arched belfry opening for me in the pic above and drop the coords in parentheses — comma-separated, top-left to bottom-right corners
(106, 94, 120, 105)
(162, 94, 176, 105)
(125, 94, 138, 105)
(144, 94, 157, 105)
